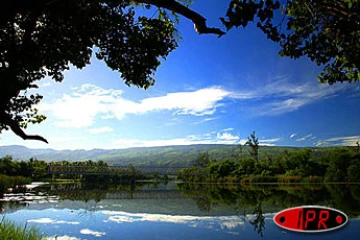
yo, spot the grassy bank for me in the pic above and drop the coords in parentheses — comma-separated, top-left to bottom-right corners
(0, 217, 43, 240)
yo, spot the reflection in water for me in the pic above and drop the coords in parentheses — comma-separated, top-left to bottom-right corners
(177, 183, 360, 217)
(1, 182, 360, 239)
(249, 202, 265, 238)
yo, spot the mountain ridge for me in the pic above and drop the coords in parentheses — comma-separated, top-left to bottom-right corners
(0, 144, 309, 166)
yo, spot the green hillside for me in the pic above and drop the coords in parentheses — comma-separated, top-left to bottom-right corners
(0, 144, 324, 166)
(100, 145, 302, 166)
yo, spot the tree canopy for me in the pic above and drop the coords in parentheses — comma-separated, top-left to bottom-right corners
(0, 0, 359, 143)
(220, 0, 360, 84)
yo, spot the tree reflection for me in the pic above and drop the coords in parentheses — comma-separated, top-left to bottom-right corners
(2, 180, 359, 239)
(193, 196, 213, 212)
(249, 202, 265, 238)
(178, 183, 360, 237)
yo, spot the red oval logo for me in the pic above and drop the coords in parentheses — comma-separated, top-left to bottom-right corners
(274, 205, 348, 233)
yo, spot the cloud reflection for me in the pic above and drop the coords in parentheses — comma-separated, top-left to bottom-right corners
(27, 218, 80, 225)
(102, 211, 245, 232)
(80, 229, 106, 237)
(45, 235, 80, 240)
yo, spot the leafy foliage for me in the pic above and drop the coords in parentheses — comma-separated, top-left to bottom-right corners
(0, 0, 359, 141)
(178, 183, 360, 218)
(0, 0, 178, 142)
(220, 0, 360, 84)
(0, 156, 48, 180)
(0, 174, 31, 194)
(1, 146, 360, 184)
(178, 146, 360, 183)
(323, 148, 360, 182)
(192, 152, 212, 168)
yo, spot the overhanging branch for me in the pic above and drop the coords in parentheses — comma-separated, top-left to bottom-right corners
(1, 113, 48, 143)
(1, 0, 226, 36)
(135, 0, 225, 37)
(9, 120, 48, 143)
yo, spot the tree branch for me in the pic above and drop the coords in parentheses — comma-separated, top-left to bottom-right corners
(9, 120, 48, 143)
(135, 0, 226, 37)
(1, 0, 226, 36)
(2, 114, 48, 143)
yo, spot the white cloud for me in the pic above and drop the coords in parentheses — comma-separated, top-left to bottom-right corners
(317, 135, 360, 146)
(259, 138, 280, 146)
(113, 131, 242, 149)
(49, 136, 88, 142)
(258, 98, 308, 116)
(234, 77, 352, 117)
(113, 137, 210, 148)
(193, 117, 219, 124)
(89, 127, 113, 134)
(296, 134, 313, 142)
(38, 77, 352, 130)
(315, 141, 328, 147)
(80, 229, 106, 237)
(138, 87, 229, 116)
(40, 84, 231, 128)
(290, 133, 297, 139)
(40, 93, 105, 127)
(216, 132, 239, 141)
(27, 218, 80, 225)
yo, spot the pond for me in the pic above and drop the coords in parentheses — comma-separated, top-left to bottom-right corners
(1, 182, 360, 239)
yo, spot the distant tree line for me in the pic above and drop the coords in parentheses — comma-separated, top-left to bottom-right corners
(0, 156, 48, 180)
(0, 156, 167, 189)
(178, 133, 360, 183)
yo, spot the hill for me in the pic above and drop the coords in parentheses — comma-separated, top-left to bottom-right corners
(0, 144, 308, 166)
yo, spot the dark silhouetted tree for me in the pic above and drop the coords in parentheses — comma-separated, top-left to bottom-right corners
(1, 0, 358, 142)
(220, 0, 360, 85)
(246, 131, 259, 161)
(0, 0, 225, 143)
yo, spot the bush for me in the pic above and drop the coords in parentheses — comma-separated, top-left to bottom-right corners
(276, 174, 302, 183)
(208, 160, 236, 179)
(177, 168, 208, 182)
(0, 174, 32, 194)
(240, 174, 277, 184)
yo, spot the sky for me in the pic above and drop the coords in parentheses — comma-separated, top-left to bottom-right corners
(0, 0, 359, 150)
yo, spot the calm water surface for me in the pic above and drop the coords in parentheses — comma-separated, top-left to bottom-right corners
(1, 182, 360, 239)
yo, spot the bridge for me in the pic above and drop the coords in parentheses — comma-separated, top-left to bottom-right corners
(47, 165, 189, 176)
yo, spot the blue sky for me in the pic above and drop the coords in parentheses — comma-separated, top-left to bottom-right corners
(0, 0, 359, 150)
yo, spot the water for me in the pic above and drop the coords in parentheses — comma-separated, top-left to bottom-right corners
(1, 182, 360, 239)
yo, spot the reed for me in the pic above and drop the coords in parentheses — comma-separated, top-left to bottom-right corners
(0, 216, 44, 240)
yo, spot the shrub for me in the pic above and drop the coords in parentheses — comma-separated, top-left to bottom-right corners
(240, 174, 277, 184)
(0, 174, 32, 194)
